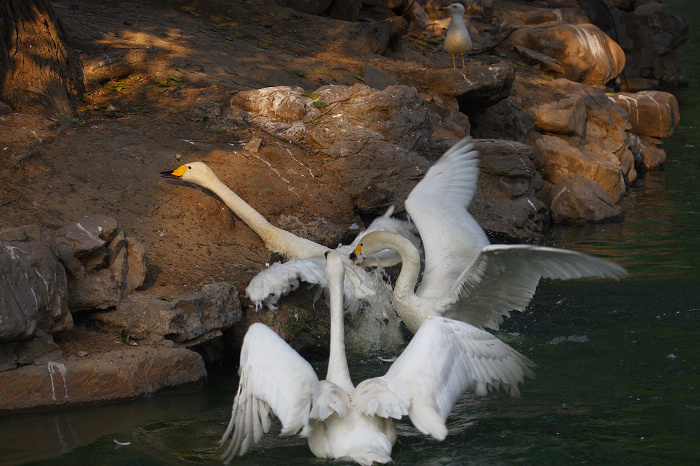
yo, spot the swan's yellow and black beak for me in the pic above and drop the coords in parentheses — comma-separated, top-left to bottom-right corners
(160, 165, 189, 179)
(349, 243, 364, 265)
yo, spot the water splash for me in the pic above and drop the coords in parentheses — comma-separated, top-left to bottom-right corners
(344, 267, 406, 356)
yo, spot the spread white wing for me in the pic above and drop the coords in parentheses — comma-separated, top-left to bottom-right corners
(403, 137, 627, 329)
(353, 317, 535, 441)
(446, 245, 628, 329)
(220, 323, 319, 461)
(405, 138, 486, 299)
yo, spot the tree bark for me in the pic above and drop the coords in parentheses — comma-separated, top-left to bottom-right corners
(0, 0, 84, 116)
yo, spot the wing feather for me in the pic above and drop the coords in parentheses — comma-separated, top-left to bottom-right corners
(220, 323, 319, 462)
(246, 257, 333, 310)
(405, 138, 487, 298)
(369, 317, 534, 441)
(447, 245, 628, 329)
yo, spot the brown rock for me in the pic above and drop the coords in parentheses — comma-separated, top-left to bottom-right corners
(0, 346, 206, 411)
(546, 174, 624, 224)
(530, 95, 587, 136)
(506, 23, 625, 85)
(535, 135, 625, 203)
(471, 139, 548, 243)
(88, 283, 242, 347)
(232, 86, 314, 123)
(610, 91, 680, 139)
(59, 215, 149, 312)
(629, 134, 667, 171)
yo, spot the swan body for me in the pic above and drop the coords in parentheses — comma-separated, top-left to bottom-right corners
(351, 137, 628, 333)
(161, 163, 418, 308)
(443, 3, 472, 69)
(220, 252, 535, 464)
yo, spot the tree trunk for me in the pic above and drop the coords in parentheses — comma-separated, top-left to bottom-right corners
(0, 0, 84, 116)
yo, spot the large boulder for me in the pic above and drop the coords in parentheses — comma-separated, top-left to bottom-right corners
(309, 84, 433, 215)
(609, 91, 680, 139)
(232, 84, 434, 217)
(87, 283, 242, 347)
(58, 215, 148, 311)
(0, 345, 206, 410)
(471, 139, 548, 243)
(544, 174, 623, 224)
(0, 226, 72, 341)
(534, 134, 626, 203)
(581, 0, 689, 89)
(505, 23, 625, 86)
(0, 226, 72, 371)
(232, 86, 320, 123)
(311, 84, 433, 152)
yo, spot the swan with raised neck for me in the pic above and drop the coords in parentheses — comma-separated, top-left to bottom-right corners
(221, 251, 535, 464)
(161, 161, 328, 259)
(350, 137, 627, 334)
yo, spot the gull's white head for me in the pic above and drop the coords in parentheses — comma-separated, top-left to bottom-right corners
(444, 2, 466, 18)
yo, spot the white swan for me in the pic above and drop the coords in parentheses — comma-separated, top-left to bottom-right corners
(220, 251, 535, 465)
(443, 3, 472, 69)
(350, 137, 628, 333)
(161, 162, 418, 308)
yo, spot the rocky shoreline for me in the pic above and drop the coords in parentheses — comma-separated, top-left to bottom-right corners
(0, 0, 688, 411)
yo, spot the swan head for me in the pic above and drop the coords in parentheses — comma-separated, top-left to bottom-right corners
(443, 2, 465, 17)
(160, 162, 218, 185)
(349, 231, 397, 266)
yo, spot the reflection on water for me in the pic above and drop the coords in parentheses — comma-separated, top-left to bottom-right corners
(3, 1, 700, 463)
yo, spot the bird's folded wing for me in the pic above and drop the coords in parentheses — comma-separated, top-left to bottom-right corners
(220, 323, 319, 461)
(310, 380, 351, 421)
(360, 317, 534, 441)
(448, 245, 628, 330)
(246, 257, 355, 310)
(405, 138, 487, 296)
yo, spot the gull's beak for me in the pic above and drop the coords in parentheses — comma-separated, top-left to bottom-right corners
(160, 165, 188, 179)
(349, 244, 365, 265)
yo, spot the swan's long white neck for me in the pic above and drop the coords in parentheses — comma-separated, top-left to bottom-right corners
(193, 169, 327, 259)
(325, 255, 354, 392)
(358, 231, 426, 333)
(368, 232, 421, 299)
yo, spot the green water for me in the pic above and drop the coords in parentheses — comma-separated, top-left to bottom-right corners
(2, 1, 700, 464)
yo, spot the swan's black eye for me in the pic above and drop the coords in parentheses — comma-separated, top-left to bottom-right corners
(324, 251, 329, 258)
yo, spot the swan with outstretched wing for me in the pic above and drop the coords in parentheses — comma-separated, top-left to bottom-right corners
(220, 252, 534, 464)
(351, 137, 627, 333)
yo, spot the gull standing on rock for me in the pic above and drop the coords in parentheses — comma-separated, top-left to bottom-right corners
(443, 3, 472, 69)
